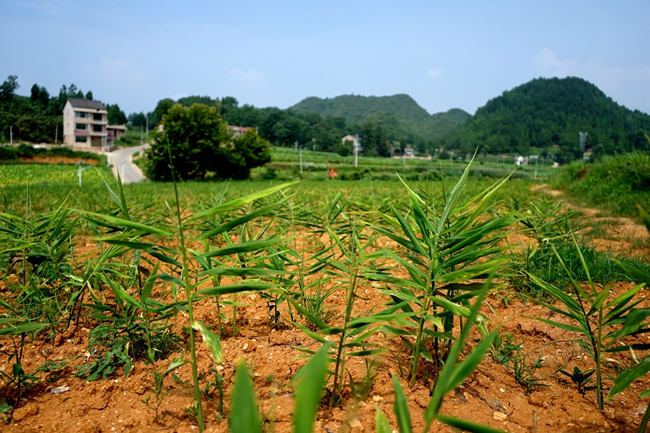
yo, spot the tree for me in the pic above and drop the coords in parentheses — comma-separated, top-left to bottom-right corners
(215, 128, 271, 179)
(177, 95, 217, 108)
(85, 91, 93, 100)
(107, 104, 127, 125)
(0, 75, 19, 104)
(146, 103, 271, 181)
(30, 84, 49, 108)
(150, 98, 175, 127)
(128, 112, 146, 127)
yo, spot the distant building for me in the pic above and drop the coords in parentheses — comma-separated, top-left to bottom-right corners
(515, 155, 528, 166)
(227, 125, 249, 138)
(404, 147, 415, 158)
(342, 134, 362, 152)
(63, 98, 107, 149)
(107, 125, 127, 147)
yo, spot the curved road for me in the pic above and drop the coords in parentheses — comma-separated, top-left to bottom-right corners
(106, 144, 149, 184)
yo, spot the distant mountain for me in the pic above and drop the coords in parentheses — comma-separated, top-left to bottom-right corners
(289, 94, 469, 141)
(442, 77, 650, 161)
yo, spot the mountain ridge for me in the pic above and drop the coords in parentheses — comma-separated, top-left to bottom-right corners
(442, 76, 650, 161)
(289, 93, 469, 141)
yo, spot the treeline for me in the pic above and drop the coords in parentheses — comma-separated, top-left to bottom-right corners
(442, 77, 650, 163)
(146, 95, 439, 157)
(0, 75, 127, 143)
(2, 73, 438, 156)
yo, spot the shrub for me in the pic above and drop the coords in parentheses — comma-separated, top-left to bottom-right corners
(0, 146, 18, 161)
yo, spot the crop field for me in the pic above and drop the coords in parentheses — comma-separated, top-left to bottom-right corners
(1, 159, 650, 433)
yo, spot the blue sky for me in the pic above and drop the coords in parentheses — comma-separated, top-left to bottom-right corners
(2, 0, 649, 117)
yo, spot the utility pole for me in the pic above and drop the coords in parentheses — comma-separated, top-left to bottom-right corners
(294, 140, 298, 152)
(10, 125, 13, 145)
(299, 144, 303, 174)
(312, 138, 316, 152)
(55, 124, 58, 144)
(141, 125, 143, 145)
(77, 160, 90, 187)
(145, 115, 149, 136)
(354, 139, 358, 167)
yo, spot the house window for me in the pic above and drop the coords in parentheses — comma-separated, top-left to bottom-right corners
(75, 136, 87, 143)
(75, 111, 88, 118)
(93, 113, 103, 121)
(76, 123, 87, 130)
(92, 124, 103, 132)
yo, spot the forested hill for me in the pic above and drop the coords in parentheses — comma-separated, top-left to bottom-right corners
(442, 77, 650, 162)
(290, 94, 469, 141)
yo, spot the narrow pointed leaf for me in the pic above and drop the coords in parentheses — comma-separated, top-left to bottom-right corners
(437, 414, 506, 433)
(191, 181, 297, 221)
(192, 321, 223, 364)
(376, 406, 392, 433)
(392, 375, 413, 433)
(230, 361, 261, 433)
(293, 343, 330, 433)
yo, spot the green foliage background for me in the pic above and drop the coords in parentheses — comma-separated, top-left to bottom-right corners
(443, 77, 650, 160)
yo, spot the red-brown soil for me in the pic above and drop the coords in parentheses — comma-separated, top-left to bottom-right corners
(19, 156, 99, 165)
(2, 196, 650, 432)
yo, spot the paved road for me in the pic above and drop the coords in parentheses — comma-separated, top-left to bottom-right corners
(106, 144, 149, 184)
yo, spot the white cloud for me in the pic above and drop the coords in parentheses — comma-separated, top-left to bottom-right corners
(426, 68, 444, 79)
(229, 68, 270, 88)
(80, 58, 154, 91)
(533, 48, 579, 76)
(534, 48, 624, 89)
(77, 58, 157, 112)
(533, 48, 650, 111)
(225, 68, 274, 107)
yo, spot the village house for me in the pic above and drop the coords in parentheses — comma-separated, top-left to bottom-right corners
(107, 125, 127, 145)
(227, 125, 249, 137)
(62, 98, 108, 149)
(341, 134, 362, 152)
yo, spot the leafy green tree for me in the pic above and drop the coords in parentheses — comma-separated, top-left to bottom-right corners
(177, 95, 218, 108)
(106, 104, 127, 125)
(150, 98, 175, 127)
(0, 75, 19, 104)
(85, 91, 93, 100)
(30, 84, 50, 109)
(146, 103, 270, 181)
(215, 128, 271, 179)
(128, 112, 146, 127)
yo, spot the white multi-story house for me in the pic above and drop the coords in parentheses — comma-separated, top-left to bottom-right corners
(62, 98, 108, 149)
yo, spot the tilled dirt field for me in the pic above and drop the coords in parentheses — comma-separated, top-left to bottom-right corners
(2, 279, 649, 433)
(2, 192, 650, 433)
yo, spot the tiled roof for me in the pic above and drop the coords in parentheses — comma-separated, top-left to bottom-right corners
(67, 98, 106, 110)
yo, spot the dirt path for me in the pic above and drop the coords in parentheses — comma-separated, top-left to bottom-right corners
(531, 183, 650, 256)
